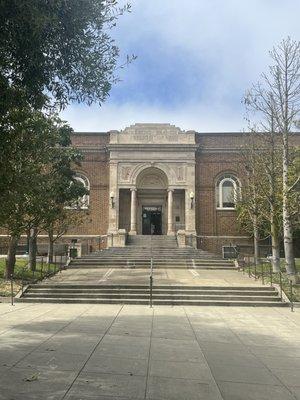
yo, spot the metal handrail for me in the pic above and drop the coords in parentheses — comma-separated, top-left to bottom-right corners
(289, 280, 294, 312)
(150, 257, 153, 308)
(237, 260, 295, 311)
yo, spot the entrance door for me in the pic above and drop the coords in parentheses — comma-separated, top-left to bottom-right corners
(142, 206, 162, 235)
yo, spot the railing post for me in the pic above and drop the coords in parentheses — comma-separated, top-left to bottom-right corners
(289, 280, 294, 312)
(40, 256, 44, 279)
(10, 274, 14, 306)
(248, 263, 251, 278)
(279, 271, 282, 301)
(150, 257, 153, 308)
(261, 263, 264, 285)
(269, 265, 273, 287)
(60, 254, 63, 272)
(254, 263, 257, 280)
(21, 267, 24, 295)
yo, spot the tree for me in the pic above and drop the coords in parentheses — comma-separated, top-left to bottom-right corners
(0, 110, 86, 278)
(0, 108, 55, 278)
(244, 37, 300, 280)
(0, 0, 132, 112)
(236, 138, 264, 267)
(43, 209, 89, 264)
(38, 131, 90, 264)
(237, 129, 283, 272)
(0, 0, 134, 224)
(26, 119, 88, 270)
(0, 1, 135, 278)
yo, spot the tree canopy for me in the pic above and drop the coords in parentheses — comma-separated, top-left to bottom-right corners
(0, 0, 131, 112)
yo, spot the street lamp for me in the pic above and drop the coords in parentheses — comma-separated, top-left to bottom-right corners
(190, 191, 195, 209)
(110, 191, 115, 208)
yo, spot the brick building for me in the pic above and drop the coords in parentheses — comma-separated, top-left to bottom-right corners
(68, 123, 257, 255)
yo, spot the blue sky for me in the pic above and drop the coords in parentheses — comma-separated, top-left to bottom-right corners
(62, 0, 300, 132)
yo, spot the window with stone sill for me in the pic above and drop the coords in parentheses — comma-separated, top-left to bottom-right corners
(66, 173, 90, 210)
(216, 174, 240, 210)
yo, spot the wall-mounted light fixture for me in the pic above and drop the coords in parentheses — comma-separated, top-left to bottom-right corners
(110, 191, 115, 208)
(190, 191, 195, 209)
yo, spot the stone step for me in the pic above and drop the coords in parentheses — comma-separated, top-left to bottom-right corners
(75, 258, 226, 262)
(18, 283, 285, 306)
(79, 260, 226, 264)
(68, 264, 235, 270)
(22, 293, 281, 301)
(126, 236, 178, 248)
(69, 266, 235, 270)
(30, 284, 276, 290)
(17, 297, 287, 306)
(27, 288, 277, 296)
(87, 256, 220, 260)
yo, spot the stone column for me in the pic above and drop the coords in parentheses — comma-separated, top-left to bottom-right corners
(130, 188, 137, 235)
(167, 189, 174, 235)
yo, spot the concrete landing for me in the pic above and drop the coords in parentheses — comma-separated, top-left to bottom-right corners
(42, 267, 261, 287)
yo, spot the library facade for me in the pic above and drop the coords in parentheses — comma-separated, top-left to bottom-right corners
(70, 123, 251, 255)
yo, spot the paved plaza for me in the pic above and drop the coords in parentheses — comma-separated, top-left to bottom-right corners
(0, 302, 299, 400)
(41, 267, 264, 287)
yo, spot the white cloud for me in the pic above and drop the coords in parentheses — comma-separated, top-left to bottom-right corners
(62, 101, 244, 132)
(61, 0, 300, 131)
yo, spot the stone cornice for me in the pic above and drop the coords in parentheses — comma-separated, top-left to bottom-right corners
(75, 145, 244, 154)
(198, 147, 242, 154)
(75, 146, 107, 153)
(107, 144, 199, 152)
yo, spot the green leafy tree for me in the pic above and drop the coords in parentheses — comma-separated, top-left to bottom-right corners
(0, 0, 132, 112)
(0, 110, 86, 277)
(0, 1, 134, 276)
(0, 0, 133, 231)
(25, 119, 88, 270)
(43, 209, 89, 264)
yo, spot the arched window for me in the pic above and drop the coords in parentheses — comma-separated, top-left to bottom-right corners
(216, 174, 240, 209)
(73, 173, 90, 209)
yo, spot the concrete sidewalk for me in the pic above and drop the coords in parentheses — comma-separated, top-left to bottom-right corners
(0, 303, 299, 399)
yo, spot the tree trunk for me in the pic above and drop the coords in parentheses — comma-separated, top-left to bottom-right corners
(270, 206, 281, 273)
(48, 230, 54, 264)
(5, 235, 19, 279)
(282, 134, 297, 280)
(28, 228, 37, 271)
(253, 216, 260, 266)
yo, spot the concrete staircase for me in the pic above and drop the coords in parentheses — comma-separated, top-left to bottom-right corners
(127, 235, 178, 248)
(16, 235, 288, 306)
(19, 284, 286, 306)
(70, 235, 235, 270)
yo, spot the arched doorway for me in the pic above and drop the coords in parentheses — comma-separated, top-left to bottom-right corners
(136, 167, 168, 235)
(118, 166, 186, 236)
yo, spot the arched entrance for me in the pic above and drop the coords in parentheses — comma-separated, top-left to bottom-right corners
(118, 166, 186, 236)
(136, 167, 168, 235)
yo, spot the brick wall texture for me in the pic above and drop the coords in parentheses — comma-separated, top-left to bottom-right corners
(1, 131, 299, 255)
